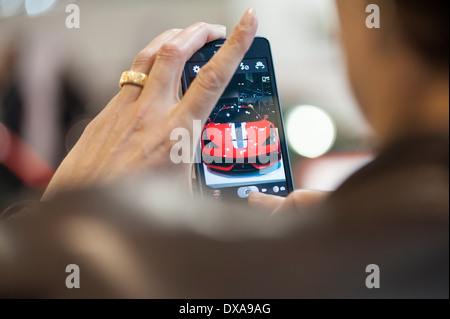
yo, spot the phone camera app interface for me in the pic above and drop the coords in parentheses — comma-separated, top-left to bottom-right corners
(187, 58, 289, 200)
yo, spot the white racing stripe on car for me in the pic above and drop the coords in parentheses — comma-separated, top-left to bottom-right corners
(230, 122, 248, 149)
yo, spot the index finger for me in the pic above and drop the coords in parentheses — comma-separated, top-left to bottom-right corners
(179, 7, 258, 123)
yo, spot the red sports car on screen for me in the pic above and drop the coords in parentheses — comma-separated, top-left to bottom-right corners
(201, 106, 281, 172)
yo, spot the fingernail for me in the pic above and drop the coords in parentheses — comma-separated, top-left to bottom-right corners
(240, 7, 256, 26)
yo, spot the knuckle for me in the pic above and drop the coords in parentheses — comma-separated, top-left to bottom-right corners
(158, 41, 184, 59)
(235, 18, 253, 34)
(133, 49, 154, 68)
(192, 21, 208, 30)
(83, 120, 95, 135)
(196, 62, 223, 91)
(82, 117, 102, 138)
(225, 33, 245, 52)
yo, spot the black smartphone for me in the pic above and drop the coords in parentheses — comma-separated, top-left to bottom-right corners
(182, 37, 294, 201)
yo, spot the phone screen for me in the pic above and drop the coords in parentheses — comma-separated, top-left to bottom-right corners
(183, 38, 294, 201)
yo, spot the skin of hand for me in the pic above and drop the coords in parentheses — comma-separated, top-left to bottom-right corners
(42, 8, 258, 201)
(248, 190, 330, 216)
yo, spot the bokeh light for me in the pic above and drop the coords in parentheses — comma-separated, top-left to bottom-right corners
(25, 0, 56, 16)
(286, 105, 336, 158)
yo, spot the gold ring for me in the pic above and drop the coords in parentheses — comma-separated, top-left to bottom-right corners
(119, 70, 148, 88)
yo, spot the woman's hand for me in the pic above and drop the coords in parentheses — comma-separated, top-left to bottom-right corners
(248, 190, 329, 215)
(42, 8, 258, 200)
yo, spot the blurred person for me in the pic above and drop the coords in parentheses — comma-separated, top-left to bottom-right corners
(0, 0, 448, 298)
(0, 42, 26, 209)
(0, 41, 86, 211)
(212, 189, 222, 201)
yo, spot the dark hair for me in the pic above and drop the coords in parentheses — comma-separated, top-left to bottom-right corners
(394, 0, 449, 68)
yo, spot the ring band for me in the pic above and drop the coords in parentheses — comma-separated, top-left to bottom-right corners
(119, 70, 148, 88)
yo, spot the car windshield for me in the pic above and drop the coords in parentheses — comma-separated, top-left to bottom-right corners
(214, 107, 261, 124)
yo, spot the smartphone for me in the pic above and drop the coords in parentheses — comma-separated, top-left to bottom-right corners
(182, 37, 294, 201)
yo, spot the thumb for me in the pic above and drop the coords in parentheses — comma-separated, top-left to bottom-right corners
(248, 192, 286, 211)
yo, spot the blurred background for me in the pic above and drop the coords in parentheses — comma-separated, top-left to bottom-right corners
(0, 0, 374, 210)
